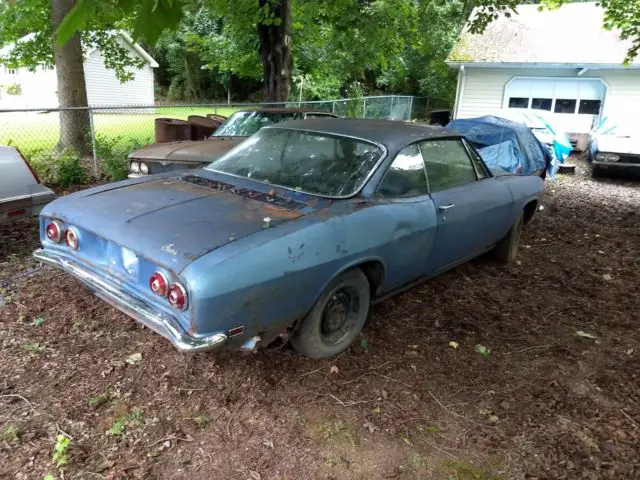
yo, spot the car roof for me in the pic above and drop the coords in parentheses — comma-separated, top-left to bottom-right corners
(266, 118, 460, 152)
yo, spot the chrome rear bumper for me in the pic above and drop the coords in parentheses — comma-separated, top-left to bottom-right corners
(33, 248, 227, 353)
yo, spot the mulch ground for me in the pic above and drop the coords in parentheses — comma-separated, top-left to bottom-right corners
(1, 158, 639, 480)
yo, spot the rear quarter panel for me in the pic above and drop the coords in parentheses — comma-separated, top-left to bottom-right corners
(180, 199, 431, 339)
(500, 174, 545, 224)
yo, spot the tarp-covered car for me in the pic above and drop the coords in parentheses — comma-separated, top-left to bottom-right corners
(35, 119, 544, 359)
(1, 146, 55, 224)
(448, 116, 552, 177)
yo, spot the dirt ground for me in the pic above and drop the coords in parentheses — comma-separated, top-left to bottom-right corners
(1, 158, 639, 480)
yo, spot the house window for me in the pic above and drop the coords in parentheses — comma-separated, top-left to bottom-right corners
(578, 99, 601, 115)
(4, 67, 16, 75)
(508, 97, 529, 109)
(531, 98, 552, 111)
(554, 99, 577, 114)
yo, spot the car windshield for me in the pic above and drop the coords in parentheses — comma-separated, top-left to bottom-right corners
(212, 111, 299, 137)
(206, 128, 384, 197)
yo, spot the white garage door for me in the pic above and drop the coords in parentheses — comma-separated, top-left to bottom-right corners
(504, 77, 606, 133)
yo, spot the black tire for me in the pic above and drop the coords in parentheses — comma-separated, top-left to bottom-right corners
(492, 214, 524, 262)
(291, 269, 370, 359)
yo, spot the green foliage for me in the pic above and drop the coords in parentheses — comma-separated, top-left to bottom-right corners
(0, 0, 147, 83)
(32, 317, 45, 327)
(23, 343, 45, 353)
(2, 425, 19, 443)
(95, 135, 148, 181)
(192, 413, 211, 427)
(107, 410, 144, 436)
(88, 394, 110, 408)
(5, 83, 22, 95)
(52, 435, 70, 468)
(29, 148, 86, 187)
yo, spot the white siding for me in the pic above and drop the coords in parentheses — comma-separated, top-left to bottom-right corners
(84, 41, 155, 107)
(0, 66, 57, 109)
(455, 67, 640, 133)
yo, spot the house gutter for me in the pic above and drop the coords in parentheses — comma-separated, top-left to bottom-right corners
(452, 65, 466, 120)
(446, 61, 640, 69)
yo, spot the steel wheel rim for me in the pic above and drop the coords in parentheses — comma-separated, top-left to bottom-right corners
(320, 286, 360, 346)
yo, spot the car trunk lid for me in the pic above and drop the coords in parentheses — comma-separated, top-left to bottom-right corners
(46, 174, 310, 271)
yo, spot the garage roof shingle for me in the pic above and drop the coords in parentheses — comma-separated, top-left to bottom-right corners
(447, 2, 639, 67)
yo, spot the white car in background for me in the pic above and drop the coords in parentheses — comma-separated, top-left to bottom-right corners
(589, 119, 640, 176)
(0, 146, 55, 224)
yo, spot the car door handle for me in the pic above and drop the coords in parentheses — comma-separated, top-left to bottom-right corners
(438, 204, 455, 211)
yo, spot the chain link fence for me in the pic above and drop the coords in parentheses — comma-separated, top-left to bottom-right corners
(0, 95, 450, 178)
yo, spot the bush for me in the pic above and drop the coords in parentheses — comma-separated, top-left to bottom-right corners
(5, 83, 22, 95)
(29, 148, 86, 186)
(95, 135, 150, 181)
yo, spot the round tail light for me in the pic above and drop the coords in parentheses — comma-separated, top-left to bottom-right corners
(46, 221, 62, 243)
(65, 227, 79, 250)
(168, 283, 188, 310)
(150, 272, 169, 297)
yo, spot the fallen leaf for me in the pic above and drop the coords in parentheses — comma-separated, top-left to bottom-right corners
(363, 420, 378, 434)
(488, 415, 500, 424)
(372, 407, 382, 414)
(575, 331, 597, 340)
(249, 471, 261, 480)
(626, 348, 634, 355)
(402, 436, 414, 446)
(404, 350, 419, 357)
(448, 341, 459, 349)
(125, 353, 142, 365)
(409, 344, 419, 349)
(330, 365, 339, 375)
(360, 339, 369, 351)
(602, 273, 613, 281)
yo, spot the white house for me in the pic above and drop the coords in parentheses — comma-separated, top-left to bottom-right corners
(0, 32, 158, 109)
(447, 2, 640, 147)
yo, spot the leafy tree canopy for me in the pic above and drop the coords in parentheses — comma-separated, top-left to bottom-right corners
(0, 0, 147, 82)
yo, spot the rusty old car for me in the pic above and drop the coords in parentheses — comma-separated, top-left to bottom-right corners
(35, 119, 544, 358)
(127, 108, 339, 178)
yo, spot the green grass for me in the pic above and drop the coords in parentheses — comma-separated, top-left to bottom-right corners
(0, 106, 241, 156)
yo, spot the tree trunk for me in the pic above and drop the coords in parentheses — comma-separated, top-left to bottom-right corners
(51, 0, 90, 153)
(257, 0, 292, 102)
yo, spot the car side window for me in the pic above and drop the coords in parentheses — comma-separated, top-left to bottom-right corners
(419, 140, 478, 192)
(462, 140, 489, 179)
(377, 144, 427, 198)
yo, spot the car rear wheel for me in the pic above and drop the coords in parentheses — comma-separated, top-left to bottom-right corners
(492, 213, 524, 262)
(291, 269, 370, 359)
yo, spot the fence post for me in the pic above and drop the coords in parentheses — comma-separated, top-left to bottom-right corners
(408, 96, 414, 121)
(363, 97, 367, 118)
(88, 108, 98, 177)
(389, 96, 394, 119)
(332, 100, 336, 114)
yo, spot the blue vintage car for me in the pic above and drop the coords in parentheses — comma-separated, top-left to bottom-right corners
(34, 119, 544, 358)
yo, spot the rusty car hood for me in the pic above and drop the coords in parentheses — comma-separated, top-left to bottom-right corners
(41, 172, 328, 271)
(129, 137, 245, 164)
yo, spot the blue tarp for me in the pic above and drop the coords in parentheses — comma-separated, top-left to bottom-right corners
(448, 116, 551, 176)
(477, 141, 521, 174)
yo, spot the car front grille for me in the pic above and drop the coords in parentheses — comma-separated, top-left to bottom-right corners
(618, 154, 640, 165)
